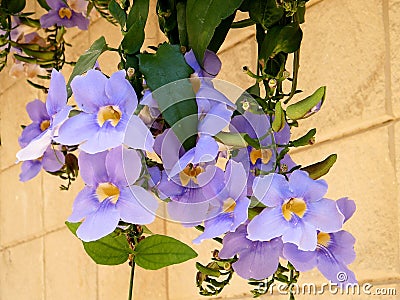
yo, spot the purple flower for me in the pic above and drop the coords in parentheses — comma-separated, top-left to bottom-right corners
(193, 160, 250, 244)
(185, 49, 222, 78)
(68, 146, 158, 242)
(56, 69, 154, 154)
(19, 146, 65, 182)
(219, 224, 283, 280)
(248, 170, 344, 251)
(283, 198, 357, 286)
(40, 0, 89, 30)
(16, 69, 71, 161)
(152, 128, 227, 225)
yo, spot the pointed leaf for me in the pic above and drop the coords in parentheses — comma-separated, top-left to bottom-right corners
(272, 101, 285, 132)
(122, 0, 149, 54)
(134, 235, 198, 270)
(138, 43, 198, 150)
(66, 222, 133, 265)
(290, 128, 316, 147)
(67, 36, 107, 97)
(301, 154, 337, 179)
(186, 0, 244, 62)
(248, 0, 284, 29)
(108, 0, 127, 27)
(286, 86, 326, 120)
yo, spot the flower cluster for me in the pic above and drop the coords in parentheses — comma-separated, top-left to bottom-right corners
(16, 48, 356, 289)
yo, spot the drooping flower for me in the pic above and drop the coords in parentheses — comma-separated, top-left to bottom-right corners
(248, 170, 344, 251)
(283, 198, 357, 286)
(16, 69, 72, 161)
(40, 0, 89, 30)
(68, 146, 158, 242)
(193, 160, 250, 244)
(184, 49, 222, 79)
(219, 224, 283, 280)
(56, 69, 154, 154)
(19, 146, 65, 182)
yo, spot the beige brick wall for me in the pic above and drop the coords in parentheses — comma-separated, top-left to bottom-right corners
(1, 0, 399, 299)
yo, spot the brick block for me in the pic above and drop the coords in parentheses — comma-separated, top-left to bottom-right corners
(0, 79, 40, 170)
(289, 0, 388, 141)
(0, 165, 43, 247)
(0, 238, 44, 300)
(44, 228, 97, 300)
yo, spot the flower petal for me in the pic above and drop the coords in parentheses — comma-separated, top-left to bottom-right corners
(68, 187, 99, 222)
(233, 238, 283, 280)
(26, 99, 48, 122)
(46, 69, 67, 116)
(76, 199, 120, 242)
(252, 173, 291, 207)
(106, 146, 141, 186)
(282, 243, 317, 272)
(336, 197, 356, 223)
(16, 129, 52, 161)
(283, 219, 317, 251)
(247, 206, 288, 242)
(219, 225, 252, 258)
(55, 112, 99, 146)
(19, 160, 42, 182)
(42, 147, 65, 172)
(79, 125, 124, 154)
(105, 70, 138, 111)
(18, 123, 42, 147)
(79, 151, 108, 186)
(289, 170, 328, 201)
(71, 69, 108, 113)
(123, 115, 154, 152)
(193, 213, 233, 244)
(117, 186, 157, 224)
(305, 198, 344, 233)
(224, 160, 247, 200)
(198, 103, 232, 136)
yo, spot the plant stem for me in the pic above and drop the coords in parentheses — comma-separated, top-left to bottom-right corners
(128, 261, 136, 300)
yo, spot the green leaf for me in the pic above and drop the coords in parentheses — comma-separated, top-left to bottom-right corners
(134, 234, 198, 270)
(122, 0, 149, 54)
(138, 43, 198, 150)
(286, 86, 326, 120)
(2, 0, 26, 13)
(186, 0, 244, 62)
(65, 222, 133, 266)
(37, 0, 50, 11)
(207, 13, 236, 53)
(67, 36, 107, 97)
(108, 0, 127, 27)
(231, 18, 255, 28)
(248, 0, 284, 29)
(196, 262, 221, 277)
(272, 101, 285, 132)
(301, 154, 337, 179)
(290, 128, 316, 147)
(215, 132, 247, 149)
(260, 24, 303, 59)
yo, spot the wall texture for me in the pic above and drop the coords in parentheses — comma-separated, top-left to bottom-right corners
(1, 0, 399, 299)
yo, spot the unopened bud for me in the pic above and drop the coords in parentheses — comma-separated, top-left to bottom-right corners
(212, 249, 220, 259)
(242, 100, 250, 111)
(282, 70, 290, 79)
(127, 67, 135, 78)
(223, 262, 231, 270)
(268, 79, 277, 89)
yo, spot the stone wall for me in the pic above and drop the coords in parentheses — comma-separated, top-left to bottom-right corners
(1, 0, 399, 299)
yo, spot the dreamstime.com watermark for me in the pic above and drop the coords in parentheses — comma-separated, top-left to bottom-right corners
(256, 273, 397, 296)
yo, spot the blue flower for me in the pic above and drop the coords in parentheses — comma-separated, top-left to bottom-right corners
(40, 0, 89, 30)
(248, 170, 344, 251)
(16, 69, 71, 161)
(56, 69, 154, 154)
(68, 146, 158, 242)
(219, 224, 283, 280)
(283, 198, 357, 287)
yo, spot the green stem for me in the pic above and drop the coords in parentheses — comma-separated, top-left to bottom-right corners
(128, 261, 136, 300)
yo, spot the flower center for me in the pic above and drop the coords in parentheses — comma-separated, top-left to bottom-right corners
(317, 232, 331, 247)
(250, 148, 272, 165)
(40, 119, 51, 131)
(179, 163, 203, 186)
(97, 105, 122, 127)
(282, 198, 307, 221)
(58, 7, 73, 19)
(96, 182, 120, 204)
